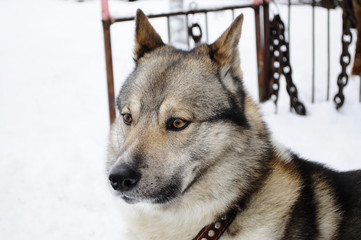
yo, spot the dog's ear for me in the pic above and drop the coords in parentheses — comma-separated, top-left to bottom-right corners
(209, 14, 243, 70)
(209, 14, 244, 92)
(134, 9, 164, 61)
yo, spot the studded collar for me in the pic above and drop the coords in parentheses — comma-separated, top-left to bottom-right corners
(192, 209, 238, 240)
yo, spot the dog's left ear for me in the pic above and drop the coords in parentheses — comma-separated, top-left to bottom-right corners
(134, 9, 165, 61)
(209, 14, 244, 91)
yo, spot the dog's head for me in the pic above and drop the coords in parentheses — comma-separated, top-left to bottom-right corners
(107, 10, 250, 205)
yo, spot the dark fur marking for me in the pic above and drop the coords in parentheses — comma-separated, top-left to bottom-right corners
(282, 155, 319, 240)
(232, 75, 247, 110)
(205, 66, 249, 129)
(203, 98, 249, 128)
(328, 170, 361, 239)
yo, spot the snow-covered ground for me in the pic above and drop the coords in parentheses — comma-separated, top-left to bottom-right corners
(0, 0, 360, 239)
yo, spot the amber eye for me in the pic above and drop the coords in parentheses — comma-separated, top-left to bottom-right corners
(173, 119, 187, 128)
(122, 113, 132, 125)
(167, 118, 190, 131)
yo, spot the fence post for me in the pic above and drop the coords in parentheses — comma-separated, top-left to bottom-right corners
(255, 5, 266, 102)
(256, 0, 272, 102)
(102, 0, 116, 124)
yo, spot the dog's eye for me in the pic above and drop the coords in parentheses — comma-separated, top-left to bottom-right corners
(122, 113, 132, 125)
(167, 118, 190, 131)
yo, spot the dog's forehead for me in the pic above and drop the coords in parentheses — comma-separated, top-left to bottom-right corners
(120, 48, 230, 115)
(136, 48, 215, 85)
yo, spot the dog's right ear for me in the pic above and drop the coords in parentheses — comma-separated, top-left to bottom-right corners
(134, 9, 164, 61)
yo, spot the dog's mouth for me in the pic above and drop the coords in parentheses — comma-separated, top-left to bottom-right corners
(119, 193, 178, 205)
(110, 190, 140, 204)
(121, 195, 140, 204)
(114, 183, 181, 205)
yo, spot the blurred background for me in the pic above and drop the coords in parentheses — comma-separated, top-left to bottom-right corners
(0, 0, 360, 239)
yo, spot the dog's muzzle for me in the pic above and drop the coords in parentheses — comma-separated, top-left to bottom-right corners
(109, 164, 141, 192)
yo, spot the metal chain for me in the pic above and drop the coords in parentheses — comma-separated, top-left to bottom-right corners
(188, 2, 203, 45)
(269, 20, 282, 107)
(188, 23, 203, 44)
(334, 0, 354, 109)
(269, 15, 306, 115)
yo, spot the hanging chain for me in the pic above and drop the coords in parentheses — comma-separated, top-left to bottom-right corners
(269, 19, 281, 106)
(188, 23, 203, 44)
(188, 1, 203, 45)
(334, 0, 355, 109)
(269, 15, 306, 115)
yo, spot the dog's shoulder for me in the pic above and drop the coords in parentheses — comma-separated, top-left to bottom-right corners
(276, 154, 361, 240)
(228, 152, 361, 240)
(331, 169, 361, 239)
(279, 155, 340, 239)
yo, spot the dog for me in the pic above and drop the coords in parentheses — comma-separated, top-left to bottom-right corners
(106, 9, 361, 240)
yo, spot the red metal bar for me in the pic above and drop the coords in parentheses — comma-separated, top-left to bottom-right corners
(254, 6, 264, 99)
(112, 4, 256, 22)
(254, 0, 272, 102)
(311, 0, 315, 103)
(254, 5, 265, 102)
(260, 0, 271, 102)
(102, 0, 110, 21)
(102, 19, 116, 124)
(102, 0, 116, 124)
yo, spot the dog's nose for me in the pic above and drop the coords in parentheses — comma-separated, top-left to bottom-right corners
(109, 165, 141, 192)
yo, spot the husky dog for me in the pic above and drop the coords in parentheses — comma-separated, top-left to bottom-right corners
(106, 9, 361, 240)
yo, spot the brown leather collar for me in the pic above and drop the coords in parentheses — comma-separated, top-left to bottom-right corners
(192, 209, 238, 240)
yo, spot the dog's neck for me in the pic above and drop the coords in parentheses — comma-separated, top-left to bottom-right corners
(121, 198, 241, 240)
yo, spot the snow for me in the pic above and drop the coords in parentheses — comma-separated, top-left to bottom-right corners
(0, 0, 360, 239)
